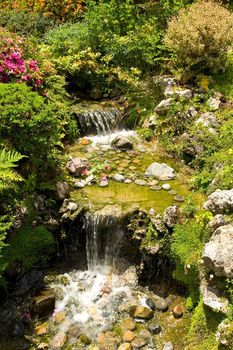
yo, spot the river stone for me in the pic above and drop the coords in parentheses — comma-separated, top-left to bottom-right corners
(55, 181, 69, 200)
(67, 202, 78, 212)
(163, 205, 180, 229)
(33, 288, 55, 318)
(150, 185, 162, 191)
(168, 190, 177, 195)
(145, 298, 156, 310)
(203, 189, 233, 214)
(207, 214, 226, 233)
(163, 342, 174, 350)
(111, 136, 133, 151)
(155, 299, 168, 312)
(134, 179, 147, 186)
(149, 180, 159, 186)
(145, 163, 176, 181)
(50, 332, 67, 348)
(113, 174, 125, 182)
(74, 180, 85, 189)
(172, 305, 184, 318)
(67, 324, 82, 339)
(139, 329, 151, 341)
(123, 330, 135, 342)
(66, 157, 89, 176)
(162, 184, 171, 191)
(148, 323, 161, 334)
(131, 337, 147, 348)
(131, 306, 154, 320)
(154, 98, 173, 115)
(99, 179, 109, 187)
(124, 179, 132, 184)
(174, 195, 185, 202)
(203, 224, 233, 277)
(118, 343, 131, 350)
(123, 317, 136, 331)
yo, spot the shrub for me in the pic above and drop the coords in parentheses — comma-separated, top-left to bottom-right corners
(164, 0, 233, 73)
(0, 83, 63, 179)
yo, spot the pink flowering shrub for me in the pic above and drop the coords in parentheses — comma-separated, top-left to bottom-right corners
(0, 28, 43, 87)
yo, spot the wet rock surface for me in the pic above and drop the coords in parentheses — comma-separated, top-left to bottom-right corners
(145, 162, 176, 180)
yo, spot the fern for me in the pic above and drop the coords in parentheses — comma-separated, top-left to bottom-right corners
(0, 148, 24, 191)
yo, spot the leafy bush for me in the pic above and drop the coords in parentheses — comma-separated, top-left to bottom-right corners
(0, 149, 24, 191)
(2, 225, 56, 272)
(0, 83, 63, 179)
(164, 0, 233, 73)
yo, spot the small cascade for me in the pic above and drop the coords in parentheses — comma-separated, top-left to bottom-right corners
(84, 208, 124, 272)
(77, 108, 121, 135)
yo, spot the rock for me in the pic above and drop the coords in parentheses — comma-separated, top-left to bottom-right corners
(118, 343, 131, 350)
(195, 112, 218, 128)
(174, 195, 185, 202)
(145, 298, 156, 310)
(149, 180, 159, 186)
(154, 98, 173, 115)
(163, 342, 174, 350)
(165, 88, 192, 99)
(55, 181, 69, 200)
(74, 180, 85, 189)
(203, 189, 233, 214)
(80, 334, 92, 345)
(124, 179, 132, 184)
(168, 190, 177, 195)
(67, 323, 82, 339)
(142, 115, 158, 130)
(150, 217, 168, 234)
(172, 305, 184, 318)
(123, 317, 136, 331)
(33, 288, 55, 318)
(200, 278, 229, 314)
(54, 311, 66, 323)
(50, 332, 67, 348)
(216, 319, 233, 347)
(142, 244, 160, 255)
(207, 97, 221, 111)
(153, 76, 176, 91)
(113, 174, 125, 182)
(111, 136, 133, 151)
(90, 86, 102, 100)
(148, 323, 161, 334)
(155, 299, 168, 312)
(131, 306, 154, 320)
(66, 157, 89, 176)
(131, 337, 147, 348)
(35, 324, 48, 335)
(162, 184, 171, 191)
(207, 214, 226, 233)
(145, 163, 176, 181)
(139, 329, 151, 341)
(67, 201, 78, 212)
(180, 132, 204, 158)
(150, 185, 162, 191)
(123, 330, 135, 342)
(163, 206, 180, 229)
(99, 179, 109, 187)
(203, 224, 233, 277)
(122, 266, 138, 286)
(134, 179, 147, 186)
(45, 218, 59, 232)
(12, 269, 44, 296)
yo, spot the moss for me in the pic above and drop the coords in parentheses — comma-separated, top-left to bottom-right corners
(2, 225, 56, 272)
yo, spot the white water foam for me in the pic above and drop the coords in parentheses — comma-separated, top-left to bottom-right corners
(81, 129, 137, 149)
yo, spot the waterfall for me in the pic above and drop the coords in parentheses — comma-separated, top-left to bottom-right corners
(84, 208, 124, 271)
(77, 108, 121, 135)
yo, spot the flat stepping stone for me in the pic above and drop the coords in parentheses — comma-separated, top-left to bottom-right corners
(174, 195, 185, 202)
(162, 184, 171, 191)
(168, 190, 177, 195)
(134, 179, 147, 186)
(150, 186, 162, 191)
(124, 179, 132, 184)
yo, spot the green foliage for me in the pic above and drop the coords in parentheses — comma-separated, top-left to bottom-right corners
(0, 216, 11, 280)
(2, 225, 56, 272)
(137, 128, 154, 141)
(187, 300, 224, 350)
(164, 0, 233, 74)
(0, 148, 24, 191)
(0, 9, 54, 37)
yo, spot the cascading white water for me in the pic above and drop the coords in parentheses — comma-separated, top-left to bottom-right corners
(49, 208, 135, 340)
(77, 109, 121, 135)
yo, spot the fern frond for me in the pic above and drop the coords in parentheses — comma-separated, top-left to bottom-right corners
(0, 149, 24, 191)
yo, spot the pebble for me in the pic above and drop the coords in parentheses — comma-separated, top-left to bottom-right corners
(123, 317, 136, 331)
(172, 305, 184, 318)
(74, 181, 85, 189)
(67, 202, 78, 212)
(124, 179, 132, 184)
(118, 343, 131, 350)
(149, 185, 162, 191)
(163, 342, 174, 350)
(139, 329, 151, 340)
(149, 179, 159, 186)
(131, 337, 147, 349)
(123, 330, 135, 342)
(148, 323, 161, 334)
(162, 184, 171, 191)
(168, 190, 177, 195)
(99, 180, 109, 187)
(174, 195, 185, 202)
(134, 179, 147, 186)
(113, 174, 125, 182)
(155, 299, 169, 312)
(145, 298, 156, 310)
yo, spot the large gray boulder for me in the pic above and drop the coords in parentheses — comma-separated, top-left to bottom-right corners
(207, 214, 226, 233)
(203, 224, 233, 277)
(200, 278, 229, 314)
(111, 136, 133, 150)
(203, 189, 233, 214)
(145, 162, 176, 180)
